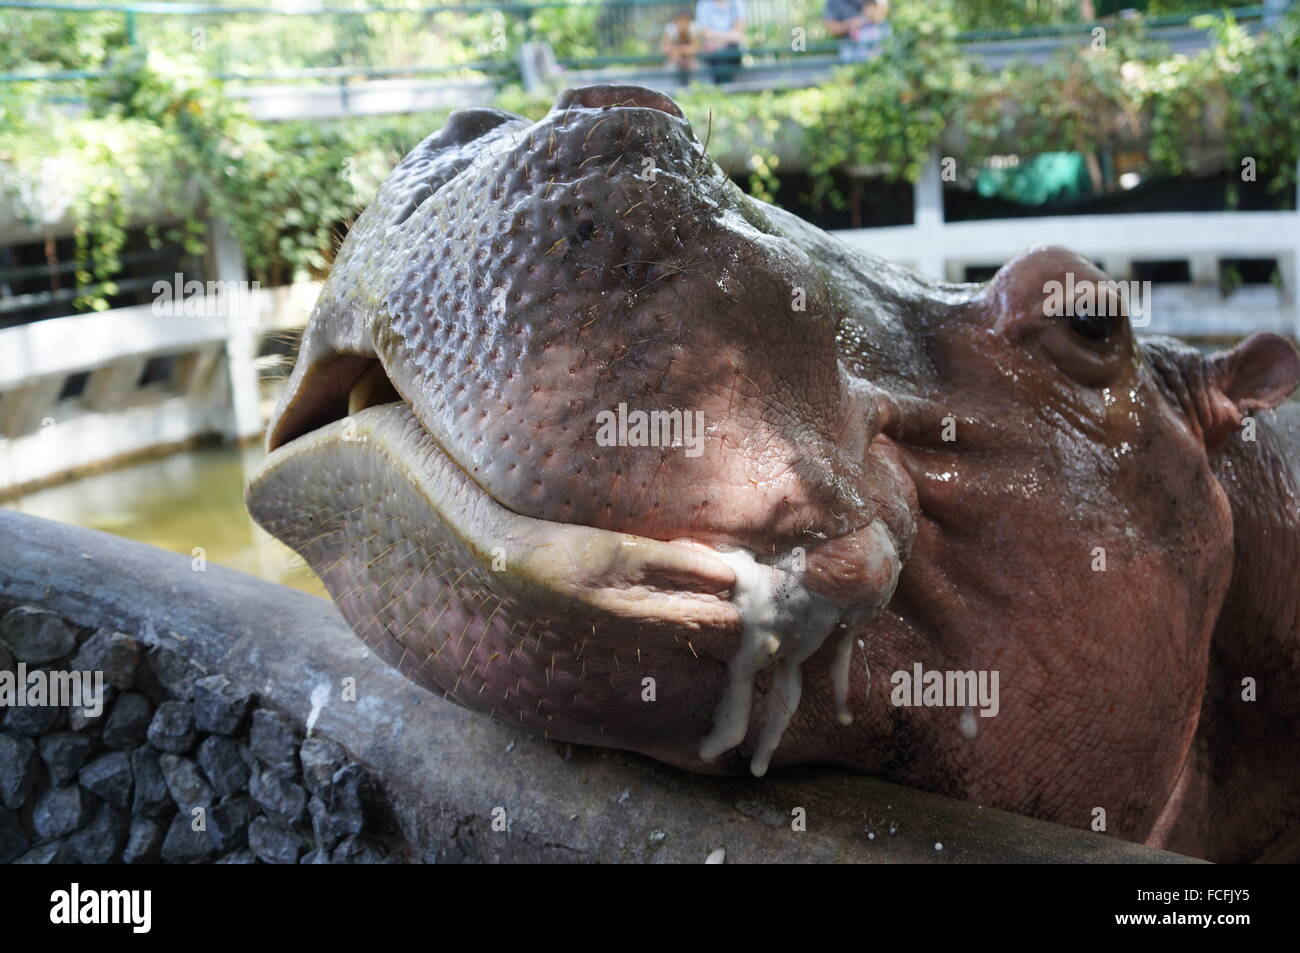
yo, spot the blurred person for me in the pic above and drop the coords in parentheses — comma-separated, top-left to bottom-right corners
(825, 0, 889, 62)
(661, 9, 702, 83)
(694, 0, 746, 84)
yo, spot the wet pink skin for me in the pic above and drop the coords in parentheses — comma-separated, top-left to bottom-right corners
(248, 85, 1300, 862)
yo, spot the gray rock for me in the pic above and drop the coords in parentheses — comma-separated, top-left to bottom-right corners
(0, 731, 37, 809)
(123, 817, 165, 864)
(206, 796, 252, 853)
(144, 644, 204, 700)
(147, 700, 196, 753)
(250, 764, 307, 824)
(38, 731, 93, 785)
(331, 835, 387, 864)
(67, 685, 115, 733)
(32, 784, 89, 839)
(249, 708, 298, 770)
(3, 698, 63, 736)
(327, 762, 374, 837)
(159, 753, 212, 812)
(308, 796, 349, 850)
(69, 629, 141, 690)
(215, 848, 257, 864)
(299, 736, 346, 799)
(130, 746, 173, 817)
(13, 841, 63, 864)
(0, 807, 29, 863)
(101, 692, 152, 749)
(1, 607, 76, 663)
(0, 638, 13, 674)
(193, 674, 251, 735)
(248, 816, 301, 864)
(197, 735, 250, 797)
(79, 751, 134, 808)
(160, 811, 215, 863)
(63, 803, 129, 863)
(300, 848, 331, 864)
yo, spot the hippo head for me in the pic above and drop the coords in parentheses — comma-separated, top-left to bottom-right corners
(247, 85, 1300, 847)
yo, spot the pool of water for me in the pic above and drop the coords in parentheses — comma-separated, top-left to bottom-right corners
(4, 444, 326, 596)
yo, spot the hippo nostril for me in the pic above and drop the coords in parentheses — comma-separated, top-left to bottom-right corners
(552, 84, 685, 119)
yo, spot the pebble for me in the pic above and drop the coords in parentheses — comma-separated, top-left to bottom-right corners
(160, 811, 215, 863)
(250, 764, 307, 824)
(38, 731, 93, 786)
(207, 796, 253, 853)
(193, 674, 251, 735)
(215, 848, 257, 864)
(70, 629, 141, 690)
(13, 841, 62, 864)
(130, 745, 174, 817)
(79, 751, 134, 808)
(147, 700, 196, 753)
(249, 708, 298, 771)
(248, 816, 301, 864)
(63, 803, 129, 864)
(326, 763, 372, 836)
(101, 692, 152, 749)
(0, 807, 29, 863)
(3, 700, 64, 736)
(32, 784, 90, 839)
(332, 835, 386, 864)
(67, 687, 114, 734)
(0, 731, 37, 809)
(198, 735, 250, 797)
(1, 607, 77, 664)
(159, 753, 213, 812)
(123, 817, 165, 864)
(145, 644, 204, 700)
(299, 736, 346, 799)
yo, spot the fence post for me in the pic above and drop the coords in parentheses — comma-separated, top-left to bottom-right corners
(913, 148, 946, 279)
(207, 217, 264, 443)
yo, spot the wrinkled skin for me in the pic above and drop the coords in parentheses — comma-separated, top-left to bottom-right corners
(246, 85, 1300, 862)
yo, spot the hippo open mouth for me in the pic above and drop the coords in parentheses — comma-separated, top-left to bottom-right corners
(248, 84, 1300, 860)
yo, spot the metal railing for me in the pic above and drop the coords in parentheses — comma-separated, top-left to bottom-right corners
(0, 1, 1279, 88)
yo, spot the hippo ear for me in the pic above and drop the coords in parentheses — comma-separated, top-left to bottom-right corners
(1204, 333, 1300, 443)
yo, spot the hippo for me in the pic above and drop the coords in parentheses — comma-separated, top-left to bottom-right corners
(246, 85, 1300, 863)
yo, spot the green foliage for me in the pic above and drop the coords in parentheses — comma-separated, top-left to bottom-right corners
(1, 1, 1297, 314)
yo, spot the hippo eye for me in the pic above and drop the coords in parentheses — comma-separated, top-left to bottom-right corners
(1069, 307, 1114, 342)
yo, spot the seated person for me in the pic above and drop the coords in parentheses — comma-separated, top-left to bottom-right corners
(825, 0, 889, 60)
(694, 0, 746, 84)
(661, 9, 701, 81)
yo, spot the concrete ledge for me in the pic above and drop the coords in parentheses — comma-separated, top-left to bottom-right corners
(0, 510, 1203, 863)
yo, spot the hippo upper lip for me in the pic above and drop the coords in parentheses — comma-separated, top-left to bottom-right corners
(259, 358, 906, 616)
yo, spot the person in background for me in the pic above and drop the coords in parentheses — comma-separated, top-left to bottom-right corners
(825, 0, 890, 62)
(661, 9, 701, 83)
(694, 0, 746, 84)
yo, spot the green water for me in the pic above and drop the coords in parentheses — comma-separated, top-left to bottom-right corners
(5, 444, 325, 596)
